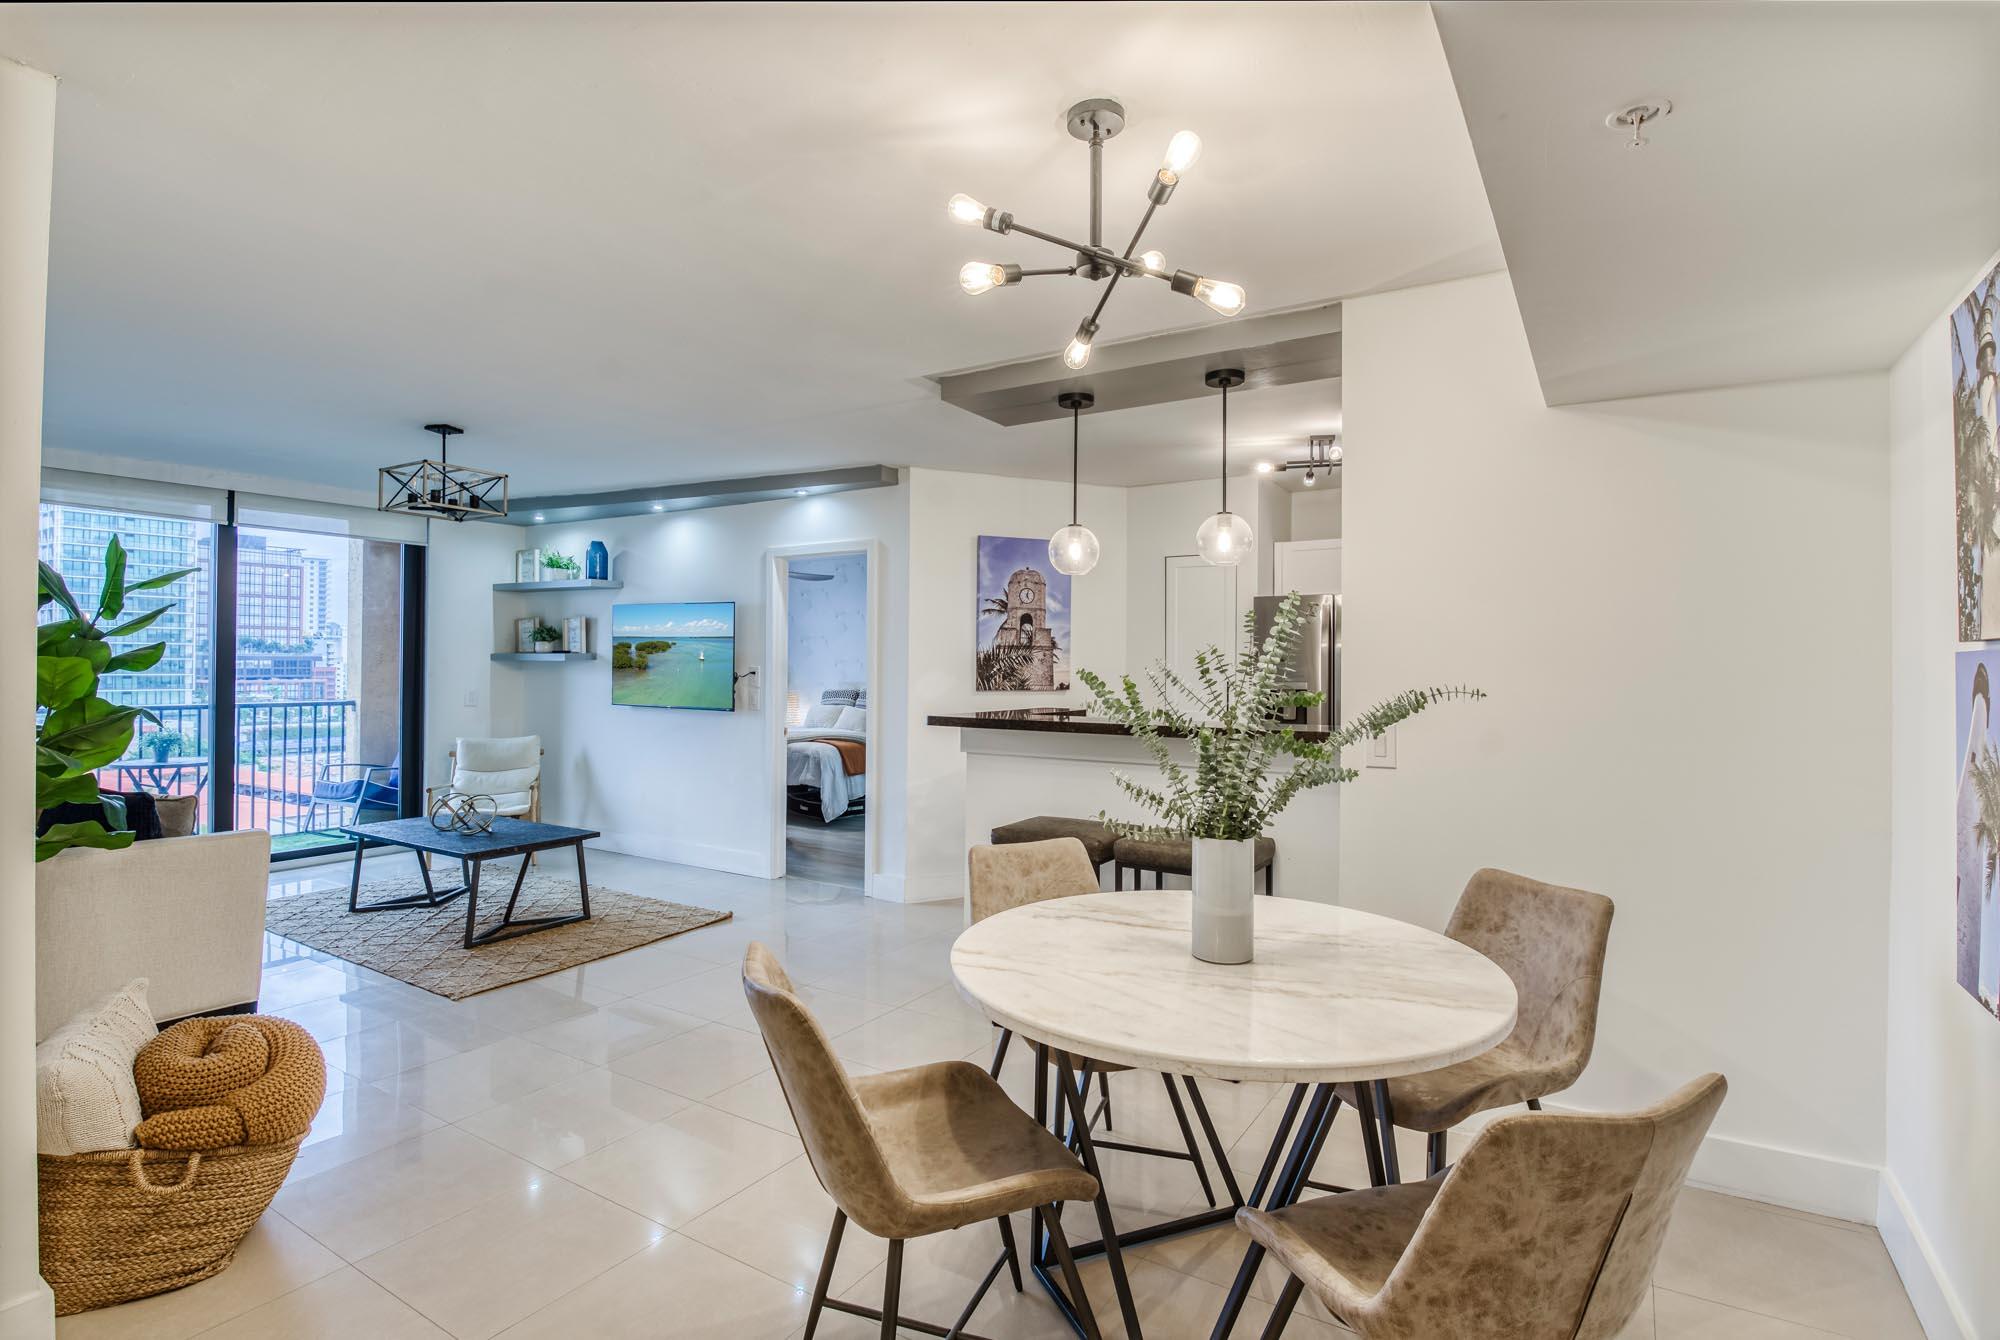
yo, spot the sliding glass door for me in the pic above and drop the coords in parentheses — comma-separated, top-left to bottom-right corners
(38, 494, 422, 862)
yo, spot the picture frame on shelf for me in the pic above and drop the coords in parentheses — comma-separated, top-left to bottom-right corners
(564, 615, 587, 655)
(515, 548, 542, 583)
(515, 616, 539, 654)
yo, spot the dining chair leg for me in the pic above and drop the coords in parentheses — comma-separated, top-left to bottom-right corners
(1426, 1131, 1448, 1177)
(1259, 1277, 1304, 1339)
(1044, 1203, 1103, 1340)
(1161, 1074, 1217, 1207)
(880, 1238, 903, 1340)
(1527, 1097, 1543, 1111)
(1183, 1077, 1246, 1206)
(989, 1027, 1012, 1079)
(803, 1207, 846, 1339)
(997, 1213, 1023, 1293)
(1371, 1080, 1402, 1184)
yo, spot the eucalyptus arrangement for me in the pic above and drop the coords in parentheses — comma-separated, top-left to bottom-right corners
(36, 538, 196, 861)
(1078, 590, 1481, 961)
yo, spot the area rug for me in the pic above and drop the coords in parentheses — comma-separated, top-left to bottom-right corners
(264, 870, 731, 1000)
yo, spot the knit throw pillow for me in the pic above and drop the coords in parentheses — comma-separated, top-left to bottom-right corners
(35, 979, 155, 1156)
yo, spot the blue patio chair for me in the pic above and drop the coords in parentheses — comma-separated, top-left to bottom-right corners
(306, 754, 400, 831)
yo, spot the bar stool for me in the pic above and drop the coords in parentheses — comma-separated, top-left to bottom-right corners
(1112, 835, 1276, 895)
(990, 816, 1119, 884)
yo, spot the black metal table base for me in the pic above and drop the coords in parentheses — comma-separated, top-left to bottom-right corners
(345, 834, 594, 949)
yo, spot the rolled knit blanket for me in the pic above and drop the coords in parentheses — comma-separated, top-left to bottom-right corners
(132, 1016, 326, 1151)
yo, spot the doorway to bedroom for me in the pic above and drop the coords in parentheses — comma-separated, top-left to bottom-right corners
(781, 550, 868, 888)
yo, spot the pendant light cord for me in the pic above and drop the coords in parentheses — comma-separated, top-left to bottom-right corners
(1071, 402, 1081, 525)
(1220, 381, 1229, 514)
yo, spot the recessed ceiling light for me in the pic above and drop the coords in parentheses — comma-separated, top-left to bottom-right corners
(651, 502, 663, 511)
(532, 513, 544, 522)
(795, 489, 810, 497)
(1254, 461, 1274, 474)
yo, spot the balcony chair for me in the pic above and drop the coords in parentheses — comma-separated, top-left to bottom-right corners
(742, 943, 1104, 1339)
(1241, 1073, 1727, 1339)
(305, 754, 400, 832)
(969, 838, 1240, 1212)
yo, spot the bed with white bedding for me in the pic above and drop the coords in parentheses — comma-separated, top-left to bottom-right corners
(787, 728, 866, 822)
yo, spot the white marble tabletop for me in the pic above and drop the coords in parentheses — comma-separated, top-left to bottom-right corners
(950, 892, 1518, 1084)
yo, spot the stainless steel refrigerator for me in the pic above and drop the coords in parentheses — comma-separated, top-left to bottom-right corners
(1253, 593, 1338, 729)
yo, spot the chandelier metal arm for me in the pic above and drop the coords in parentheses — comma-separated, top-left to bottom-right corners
(1000, 218, 1165, 283)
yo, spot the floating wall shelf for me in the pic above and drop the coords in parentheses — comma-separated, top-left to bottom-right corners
(491, 652, 598, 663)
(492, 579, 623, 593)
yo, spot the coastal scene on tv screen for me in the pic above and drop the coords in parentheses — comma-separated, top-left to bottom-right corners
(611, 601, 735, 710)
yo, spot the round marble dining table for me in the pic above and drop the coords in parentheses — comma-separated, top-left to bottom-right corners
(950, 890, 1519, 1084)
(949, 891, 1519, 1340)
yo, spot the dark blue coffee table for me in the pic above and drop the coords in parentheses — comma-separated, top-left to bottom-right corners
(339, 816, 602, 949)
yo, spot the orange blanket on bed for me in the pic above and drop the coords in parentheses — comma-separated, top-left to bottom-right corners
(826, 738, 866, 776)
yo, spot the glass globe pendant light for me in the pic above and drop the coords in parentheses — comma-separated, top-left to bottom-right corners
(1196, 369, 1254, 565)
(1048, 391, 1100, 576)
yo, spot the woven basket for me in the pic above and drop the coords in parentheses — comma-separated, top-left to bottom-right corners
(38, 1135, 304, 1315)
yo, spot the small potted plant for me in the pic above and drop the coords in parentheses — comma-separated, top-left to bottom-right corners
(1080, 591, 1481, 964)
(142, 729, 187, 764)
(531, 621, 564, 653)
(541, 551, 581, 581)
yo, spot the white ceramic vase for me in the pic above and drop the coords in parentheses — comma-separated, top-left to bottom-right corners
(1191, 836, 1256, 964)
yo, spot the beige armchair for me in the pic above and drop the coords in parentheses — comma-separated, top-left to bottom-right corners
(425, 735, 543, 822)
(1241, 1073, 1727, 1339)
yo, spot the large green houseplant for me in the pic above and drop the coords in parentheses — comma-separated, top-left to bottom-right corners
(36, 537, 196, 861)
(1079, 590, 1480, 961)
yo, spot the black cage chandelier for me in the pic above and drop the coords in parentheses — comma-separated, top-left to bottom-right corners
(950, 98, 1246, 370)
(378, 424, 509, 522)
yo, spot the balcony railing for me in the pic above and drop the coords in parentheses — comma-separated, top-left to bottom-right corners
(100, 699, 375, 843)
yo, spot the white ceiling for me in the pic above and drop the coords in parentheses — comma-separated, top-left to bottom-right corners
(0, 1, 1501, 495)
(1435, 1, 2000, 406)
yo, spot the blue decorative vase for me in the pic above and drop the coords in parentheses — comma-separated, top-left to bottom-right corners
(585, 540, 609, 581)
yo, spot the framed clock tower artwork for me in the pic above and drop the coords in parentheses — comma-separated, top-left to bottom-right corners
(974, 534, 1071, 692)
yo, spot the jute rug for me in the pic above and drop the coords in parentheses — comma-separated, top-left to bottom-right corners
(265, 870, 731, 1001)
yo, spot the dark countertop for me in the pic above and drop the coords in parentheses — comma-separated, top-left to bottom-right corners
(926, 709, 1331, 743)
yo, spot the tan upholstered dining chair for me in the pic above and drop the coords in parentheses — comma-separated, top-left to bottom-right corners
(741, 943, 1105, 1339)
(969, 839, 1238, 1209)
(1339, 867, 1615, 1181)
(1241, 1073, 1727, 1339)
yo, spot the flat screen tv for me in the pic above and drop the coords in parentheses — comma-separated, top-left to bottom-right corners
(610, 602, 735, 710)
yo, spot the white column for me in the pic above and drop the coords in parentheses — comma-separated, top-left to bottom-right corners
(0, 52, 58, 1340)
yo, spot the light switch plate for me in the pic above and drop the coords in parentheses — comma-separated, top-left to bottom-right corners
(1366, 724, 1398, 769)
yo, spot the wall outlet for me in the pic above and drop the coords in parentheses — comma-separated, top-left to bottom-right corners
(1366, 724, 1398, 769)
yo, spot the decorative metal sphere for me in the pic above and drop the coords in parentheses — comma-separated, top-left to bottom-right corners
(1047, 524, 1101, 576)
(429, 791, 499, 835)
(1195, 510, 1254, 566)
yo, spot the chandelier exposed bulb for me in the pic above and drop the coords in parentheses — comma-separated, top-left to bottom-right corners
(1063, 319, 1098, 371)
(1163, 130, 1203, 176)
(1192, 276, 1246, 316)
(1139, 250, 1167, 273)
(1302, 467, 1317, 487)
(959, 262, 1012, 296)
(947, 193, 988, 226)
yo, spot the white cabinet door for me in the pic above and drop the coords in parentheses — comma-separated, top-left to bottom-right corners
(1165, 554, 1239, 686)
(1275, 539, 1341, 596)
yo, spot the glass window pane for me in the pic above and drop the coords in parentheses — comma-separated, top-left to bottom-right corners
(38, 503, 215, 829)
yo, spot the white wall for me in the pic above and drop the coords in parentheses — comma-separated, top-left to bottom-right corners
(1, 52, 57, 1340)
(504, 486, 909, 887)
(786, 551, 867, 716)
(904, 468, 1130, 903)
(1124, 476, 1280, 674)
(1341, 272, 1891, 1221)
(425, 521, 524, 792)
(1289, 485, 1343, 541)
(1882, 266, 2000, 1339)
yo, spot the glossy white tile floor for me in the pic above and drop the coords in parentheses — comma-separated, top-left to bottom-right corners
(57, 848, 1924, 1339)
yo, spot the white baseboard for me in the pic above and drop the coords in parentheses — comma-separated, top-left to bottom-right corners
(0, 1279, 55, 1340)
(1452, 1101, 1878, 1223)
(1877, 1170, 1975, 1340)
(592, 831, 774, 879)
(864, 871, 962, 904)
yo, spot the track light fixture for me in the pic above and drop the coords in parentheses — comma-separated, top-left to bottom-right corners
(1265, 434, 1343, 484)
(949, 98, 1247, 370)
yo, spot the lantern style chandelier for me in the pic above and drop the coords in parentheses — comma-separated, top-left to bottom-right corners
(378, 423, 509, 522)
(949, 98, 1247, 371)
(1197, 369, 1253, 566)
(1048, 391, 1100, 576)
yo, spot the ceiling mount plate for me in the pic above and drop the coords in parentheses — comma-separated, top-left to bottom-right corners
(1205, 368, 1247, 390)
(423, 423, 464, 437)
(1066, 97, 1126, 142)
(1056, 391, 1095, 411)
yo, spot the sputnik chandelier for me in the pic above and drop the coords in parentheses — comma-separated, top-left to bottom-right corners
(949, 98, 1246, 370)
